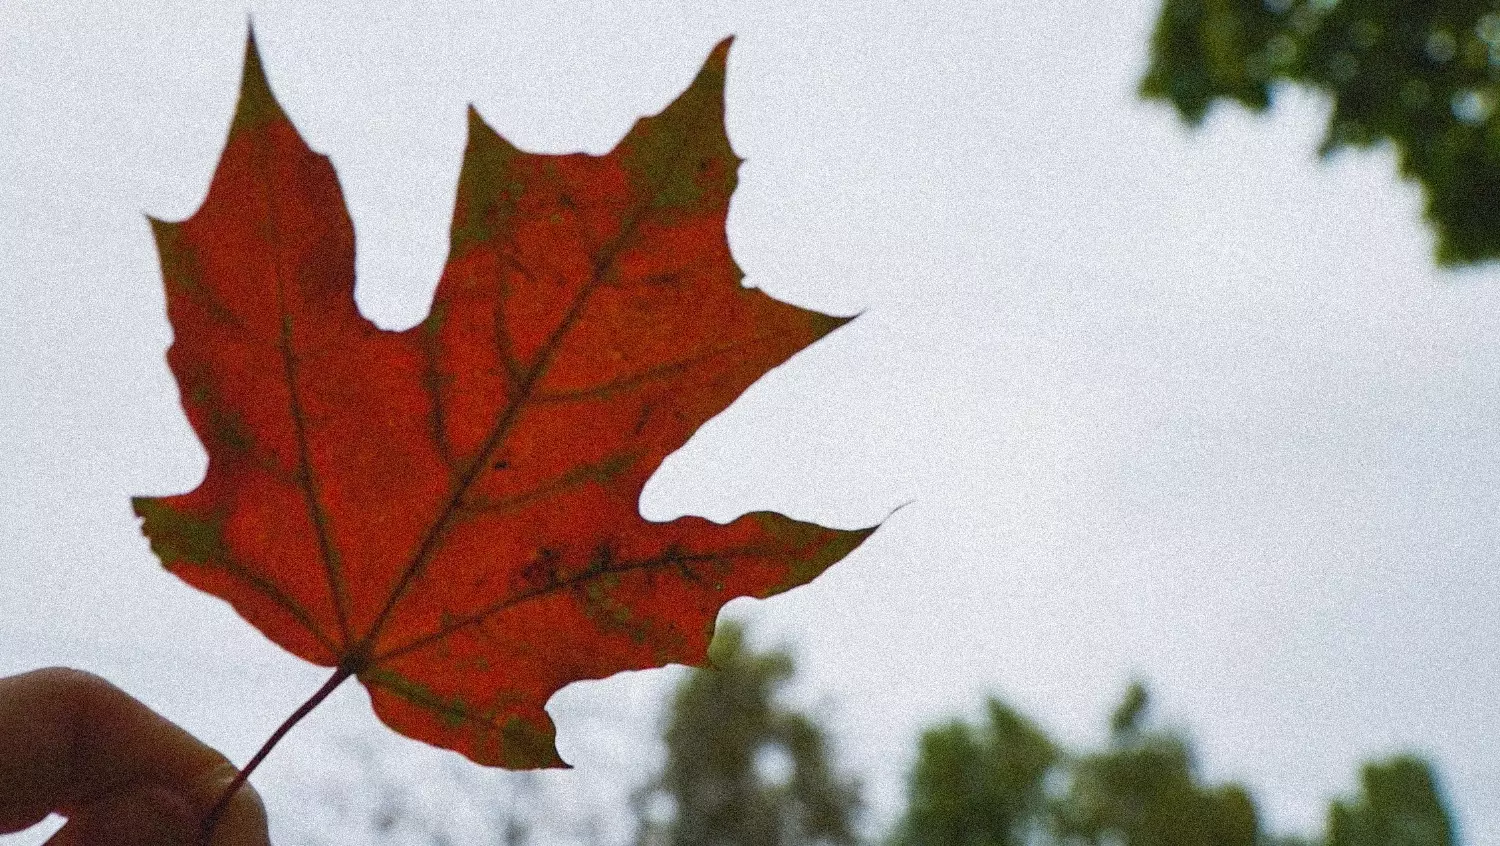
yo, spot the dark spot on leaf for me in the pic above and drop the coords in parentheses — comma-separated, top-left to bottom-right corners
(521, 548, 562, 588)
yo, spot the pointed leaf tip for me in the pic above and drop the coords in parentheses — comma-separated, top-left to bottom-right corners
(708, 36, 734, 67)
(462, 104, 525, 159)
(231, 26, 284, 134)
(809, 309, 859, 340)
(693, 37, 732, 96)
(464, 104, 487, 145)
(616, 37, 742, 210)
(146, 214, 179, 248)
(464, 105, 504, 148)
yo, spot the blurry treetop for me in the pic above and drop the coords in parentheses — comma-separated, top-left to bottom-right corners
(892, 681, 1262, 846)
(634, 621, 861, 846)
(892, 680, 1458, 846)
(891, 698, 1056, 846)
(1141, 0, 1500, 265)
(1329, 756, 1456, 846)
(1057, 682, 1260, 846)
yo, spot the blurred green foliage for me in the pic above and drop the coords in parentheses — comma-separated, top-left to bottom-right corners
(1328, 756, 1455, 846)
(890, 682, 1257, 846)
(890, 699, 1055, 846)
(890, 682, 1457, 846)
(633, 621, 862, 846)
(638, 628, 1458, 846)
(1141, 0, 1500, 265)
(1058, 682, 1258, 846)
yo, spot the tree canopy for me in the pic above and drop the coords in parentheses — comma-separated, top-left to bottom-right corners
(634, 622, 862, 846)
(1328, 756, 1455, 846)
(1142, 0, 1500, 265)
(891, 699, 1055, 846)
(1058, 683, 1258, 846)
(891, 681, 1456, 846)
(627, 621, 1459, 846)
(891, 682, 1259, 846)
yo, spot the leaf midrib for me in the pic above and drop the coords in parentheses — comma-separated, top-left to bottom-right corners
(254, 136, 354, 650)
(374, 542, 781, 664)
(352, 207, 649, 667)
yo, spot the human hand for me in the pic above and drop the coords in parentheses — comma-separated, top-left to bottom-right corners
(0, 668, 270, 845)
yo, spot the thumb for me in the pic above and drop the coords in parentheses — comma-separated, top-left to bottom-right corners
(45, 785, 194, 846)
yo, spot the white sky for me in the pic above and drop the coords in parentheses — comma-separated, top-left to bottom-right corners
(3, 1, 1497, 843)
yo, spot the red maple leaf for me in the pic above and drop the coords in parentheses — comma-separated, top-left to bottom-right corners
(133, 31, 872, 788)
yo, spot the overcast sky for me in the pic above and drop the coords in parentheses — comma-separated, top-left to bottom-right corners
(3, 1, 1498, 843)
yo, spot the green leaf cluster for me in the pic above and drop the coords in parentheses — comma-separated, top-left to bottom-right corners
(891, 682, 1456, 846)
(1142, 0, 1500, 264)
(634, 622, 862, 846)
(893, 682, 1256, 846)
(892, 701, 1055, 846)
(637, 630, 1459, 846)
(1329, 757, 1456, 846)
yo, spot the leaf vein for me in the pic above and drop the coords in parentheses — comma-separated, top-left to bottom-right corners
(374, 544, 775, 663)
(192, 551, 340, 658)
(256, 139, 353, 649)
(358, 209, 649, 652)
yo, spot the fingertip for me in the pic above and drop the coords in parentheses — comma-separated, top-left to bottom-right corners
(44, 785, 194, 846)
(213, 788, 270, 846)
(197, 767, 270, 846)
(0, 807, 51, 836)
(0, 668, 272, 844)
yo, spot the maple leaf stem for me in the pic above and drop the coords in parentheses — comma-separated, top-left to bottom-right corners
(199, 663, 357, 843)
